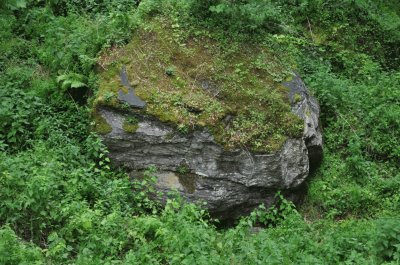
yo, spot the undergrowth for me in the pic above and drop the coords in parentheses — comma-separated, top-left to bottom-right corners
(0, 0, 399, 264)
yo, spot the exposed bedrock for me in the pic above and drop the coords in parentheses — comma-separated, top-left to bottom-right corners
(99, 74, 322, 219)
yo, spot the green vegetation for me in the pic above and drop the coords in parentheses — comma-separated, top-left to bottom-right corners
(96, 17, 303, 152)
(92, 111, 112, 135)
(123, 117, 139, 133)
(0, 0, 399, 264)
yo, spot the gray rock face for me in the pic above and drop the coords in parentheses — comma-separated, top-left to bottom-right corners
(284, 74, 323, 169)
(99, 74, 322, 219)
(118, 66, 146, 108)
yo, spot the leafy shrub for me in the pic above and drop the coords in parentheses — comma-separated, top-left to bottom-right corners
(288, 0, 400, 69)
(376, 217, 400, 262)
(0, 0, 27, 11)
(0, 226, 43, 265)
(207, 0, 287, 33)
(249, 192, 299, 228)
(150, 0, 289, 35)
(0, 71, 45, 151)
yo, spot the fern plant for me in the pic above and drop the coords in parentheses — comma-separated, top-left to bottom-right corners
(56, 73, 87, 90)
(0, 0, 27, 10)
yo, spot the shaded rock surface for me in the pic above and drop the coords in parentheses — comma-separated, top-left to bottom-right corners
(285, 74, 323, 170)
(99, 74, 322, 220)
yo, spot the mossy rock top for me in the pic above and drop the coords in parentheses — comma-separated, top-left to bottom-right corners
(94, 17, 303, 153)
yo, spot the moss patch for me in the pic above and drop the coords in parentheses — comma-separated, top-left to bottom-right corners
(293, 93, 303, 104)
(95, 16, 304, 153)
(92, 110, 112, 135)
(123, 117, 139, 133)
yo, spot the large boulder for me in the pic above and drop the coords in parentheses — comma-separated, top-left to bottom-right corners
(93, 21, 323, 219)
(98, 73, 322, 219)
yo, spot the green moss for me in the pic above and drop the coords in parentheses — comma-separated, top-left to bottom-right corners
(123, 117, 139, 133)
(285, 75, 294, 82)
(294, 93, 302, 103)
(305, 106, 312, 118)
(94, 16, 304, 153)
(92, 111, 112, 135)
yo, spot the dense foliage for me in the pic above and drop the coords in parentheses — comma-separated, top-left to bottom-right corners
(0, 0, 399, 264)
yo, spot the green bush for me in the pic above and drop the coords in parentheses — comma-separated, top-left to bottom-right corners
(0, 72, 45, 151)
(0, 226, 43, 265)
(376, 217, 400, 262)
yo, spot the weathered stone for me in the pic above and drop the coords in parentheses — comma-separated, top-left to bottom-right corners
(99, 73, 322, 220)
(117, 66, 146, 108)
(284, 74, 323, 169)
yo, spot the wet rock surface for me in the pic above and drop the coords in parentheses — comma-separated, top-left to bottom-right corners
(99, 74, 322, 220)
